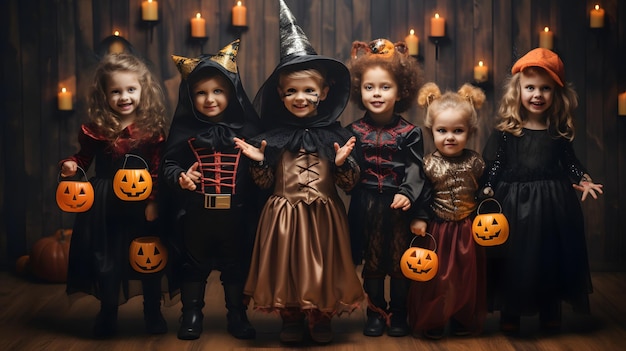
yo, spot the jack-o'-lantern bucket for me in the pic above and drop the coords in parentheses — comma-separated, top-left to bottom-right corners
(113, 154, 152, 201)
(400, 233, 439, 282)
(472, 198, 509, 246)
(129, 236, 168, 273)
(56, 166, 94, 212)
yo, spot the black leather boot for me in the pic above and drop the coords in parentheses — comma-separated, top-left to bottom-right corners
(223, 284, 256, 339)
(93, 302, 118, 339)
(387, 278, 410, 337)
(177, 281, 206, 340)
(363, 279, 387, 337)
(142, 278, 167, 334)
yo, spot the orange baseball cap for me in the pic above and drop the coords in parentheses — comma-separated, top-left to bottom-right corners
(511, 48, 565, 87)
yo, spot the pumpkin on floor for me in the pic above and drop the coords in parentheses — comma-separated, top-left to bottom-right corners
(15, 255, 31, 275)
(30, 229, 72, 283)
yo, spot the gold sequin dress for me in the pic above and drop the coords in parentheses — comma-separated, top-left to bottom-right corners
(407, 149, 487, 334)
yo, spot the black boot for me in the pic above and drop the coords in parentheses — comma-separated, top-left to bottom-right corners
(93, 302, 118, 339)
(387, 278, 410, 337)
(223, 284, 256, 339)
(177, 281, 206, 340)
(142, 278, 167, 334)
(363, 278, 387, 337)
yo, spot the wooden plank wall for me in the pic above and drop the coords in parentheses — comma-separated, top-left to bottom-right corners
(1, 0, 625, 270)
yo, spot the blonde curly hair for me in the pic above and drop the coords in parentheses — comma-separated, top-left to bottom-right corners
(417, 82, 485, 135)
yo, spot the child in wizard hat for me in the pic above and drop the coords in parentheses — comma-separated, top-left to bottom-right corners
(234, 0, 364, 345)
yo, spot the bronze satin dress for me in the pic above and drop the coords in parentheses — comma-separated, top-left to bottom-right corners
(244, 150, 364, 314)
(407, 150, 487, 333)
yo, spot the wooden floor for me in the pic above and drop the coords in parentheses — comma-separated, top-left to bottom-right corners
(1, 270, 625, 351)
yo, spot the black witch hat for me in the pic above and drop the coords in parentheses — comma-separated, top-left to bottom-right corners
(253, 0, 350, 130)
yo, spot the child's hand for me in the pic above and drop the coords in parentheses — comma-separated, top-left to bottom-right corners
(573, 179, 603, 201)
(234, 137, 266, 162)
(410, 219, 427, 236)
(391, 193, 411, 211)
(335, 136, 356, 166)
(61, 160, 78, 177)
(178, 162, 201, 191)
(145, 201, 158, 221)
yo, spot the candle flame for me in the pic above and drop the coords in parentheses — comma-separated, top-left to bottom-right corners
(478, 61, 484, 67)
(148, 0, 153, 3)
(410, 29, 415, 35)
(114, 30, 120, 36)
(61, 88, 67, 93)
(237, 1, 242, 6)
(196, 12, 201, 19)
(595, 4, 600, 10)
(435, 13, 440, 19)
(544, 26, 550, 32)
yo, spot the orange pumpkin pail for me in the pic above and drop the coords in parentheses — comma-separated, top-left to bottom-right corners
(129, 236, 168, 273)
(400, 233, 439, 282)
(56, 166, 94, 212)
(113, 154, 153, 201)
(472, 198, 509, 246)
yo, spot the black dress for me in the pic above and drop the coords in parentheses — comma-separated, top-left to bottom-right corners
(64, 124, 169, 305)
(482, 128, 593, 315)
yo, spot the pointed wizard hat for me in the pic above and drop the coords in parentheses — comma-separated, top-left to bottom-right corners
(253, 0, 350, 128)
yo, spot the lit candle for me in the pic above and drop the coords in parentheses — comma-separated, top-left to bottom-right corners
(232, 1, 247, 27)
(539, 26, 553, 50)
(191, 13, 206, 38)
(590, 5, 605, 28)
(58, 88, 73, 111)
(619, 92, 626, 116)
(405, 29, 419, 56)
(141, 0, 158, 21)
(474, 61, 488, 83)
(431, 13, 445, 37)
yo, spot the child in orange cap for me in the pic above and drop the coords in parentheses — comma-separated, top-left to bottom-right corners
(481, 48, 603, 335)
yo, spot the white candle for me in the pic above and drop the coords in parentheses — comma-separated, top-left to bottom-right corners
(619, 92, 626, 116)
(141, 0, 158, 21)
(58, 88, 73, 111)
(232, 1, 247, 27)
(191, 13, 206, 38)
(405, 29, 419, 56)
(539, 26, 553, 50)
(474, 61, 488, 83)
(590, 5, 605, 28)
(431, 13, 445, 37)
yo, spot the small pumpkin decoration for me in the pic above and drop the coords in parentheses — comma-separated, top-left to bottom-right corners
(472, 198, 509, 246)
(30, 229, 72, 283)
(400, 233, 439, 282)
(113, 154, 153, 201)
(129, 236, 168, 273)
(56, 166, 94, 212)
(15, 255, 31, 275)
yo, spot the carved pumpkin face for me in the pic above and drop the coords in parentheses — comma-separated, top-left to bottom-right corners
(129, 236, 167, 273)
(472, 199, 509, 246)
(473, 213, 509, 246)
(401, 238, 439, 282)
(113, 168, 152, 201)
(56, 180, 94, 212)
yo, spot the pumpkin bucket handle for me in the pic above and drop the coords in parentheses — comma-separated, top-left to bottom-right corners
(476, 197, 503, 215)
(408, 232, 437, 253)
(121, 153, 150, 170)
(57, 165, 88, 183)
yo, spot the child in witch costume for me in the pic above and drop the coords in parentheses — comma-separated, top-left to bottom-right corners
(61, 53, 169, 338)
(161, 39, 261, 340)
(234, 0, 364, 344)
(346, 39, 428, 337)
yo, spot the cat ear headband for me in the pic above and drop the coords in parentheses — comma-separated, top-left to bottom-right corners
(351, 38, 409, 59)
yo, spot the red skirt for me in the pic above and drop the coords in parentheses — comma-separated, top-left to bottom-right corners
(407, 218, 486, 333)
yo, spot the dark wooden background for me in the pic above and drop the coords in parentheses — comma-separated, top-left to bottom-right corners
(1, 0, 625, 271)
